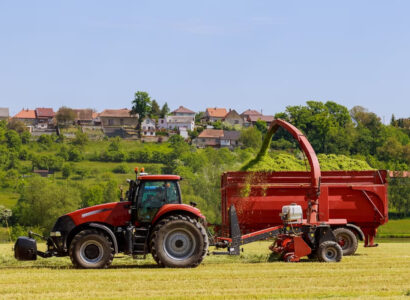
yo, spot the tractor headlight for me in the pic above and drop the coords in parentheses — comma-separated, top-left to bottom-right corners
(50, 231, 61, 237)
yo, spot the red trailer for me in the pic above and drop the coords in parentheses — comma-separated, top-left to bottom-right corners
(217, 118, 388, 255)
(220, 170, 388, 253)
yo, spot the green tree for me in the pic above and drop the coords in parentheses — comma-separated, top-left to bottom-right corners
(5, 130, 22, 151)
(7, 119, 27, 134)
(195, 112, 205, 124)
(254, 119, 268, 134)
(160, 102, 170, 118)
(150, 99, 161, 118)
(131, 91, 152, 134)
(56, 106, 76, 126)
(239, 127, 262, 149)
(20, 131, 31, 144)
(13, 177, 80, 233)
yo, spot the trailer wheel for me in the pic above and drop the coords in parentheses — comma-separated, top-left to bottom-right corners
(69, 229, 114, 269)
(333, 227, 358, 256)
(317, 241, 342, 262)
(150, 215, 208, 268)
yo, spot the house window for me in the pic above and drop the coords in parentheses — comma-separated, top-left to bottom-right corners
(108, 119, 114, 126)
(161, 120, 164, 124)
(120, 119, 124, 125)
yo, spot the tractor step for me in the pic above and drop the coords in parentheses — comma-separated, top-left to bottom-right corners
(131, 226, 150, 259)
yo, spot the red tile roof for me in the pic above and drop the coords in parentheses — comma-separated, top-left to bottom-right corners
(35, 108, 55, 118)
(248, 115, 274, 122)
(241, 109, 261, 116)
(206, 108, 227, 118)
(172, 106, 195, 114)
(198, 129, 224, 138)
(99, 109, 136, 118)
(14, 109, 36, 119)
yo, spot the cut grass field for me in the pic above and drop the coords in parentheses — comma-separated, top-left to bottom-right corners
(0, 241, 409, 299)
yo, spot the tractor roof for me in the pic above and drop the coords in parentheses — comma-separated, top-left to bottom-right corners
(138, 175, 181, 181)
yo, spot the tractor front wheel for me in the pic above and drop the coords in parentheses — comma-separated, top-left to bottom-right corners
(317, 241, 343, 262)
(69, 229, 114, 269)
(150, 215, 208, 268)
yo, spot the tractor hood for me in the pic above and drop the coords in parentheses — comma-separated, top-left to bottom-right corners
(66, 201, 132, 227)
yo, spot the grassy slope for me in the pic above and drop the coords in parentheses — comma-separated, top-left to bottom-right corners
(0, 241, 409, 299)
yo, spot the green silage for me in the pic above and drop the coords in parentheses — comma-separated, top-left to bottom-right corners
(240, 125, 372, 172)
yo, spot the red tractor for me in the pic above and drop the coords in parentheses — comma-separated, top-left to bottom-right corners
(15, 173, 209, 268)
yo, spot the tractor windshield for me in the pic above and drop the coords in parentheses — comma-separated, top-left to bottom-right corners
(137, 180, 180, 222)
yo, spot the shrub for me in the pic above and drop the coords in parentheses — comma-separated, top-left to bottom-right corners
(127, 149, 151, 162)
(62, 164, 72, 179)
(72, 131, 88, 146)
(112, 164, 129, 174)
(68, 147, 84, 162)
(37, 134, 54, 147)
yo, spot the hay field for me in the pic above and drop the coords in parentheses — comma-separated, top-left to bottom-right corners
(0, 241, 409, 299)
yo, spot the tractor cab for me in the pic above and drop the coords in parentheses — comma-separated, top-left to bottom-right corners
(136, 175, 182, 222)
(125, 168, 183, 223)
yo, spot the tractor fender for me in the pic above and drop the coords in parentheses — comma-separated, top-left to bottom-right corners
(151, 204, 205, 225)
(345, 223, 365, 241)
(89, 223, 119, 254)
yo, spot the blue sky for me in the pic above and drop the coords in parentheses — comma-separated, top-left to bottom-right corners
(0, 1, 409, 121)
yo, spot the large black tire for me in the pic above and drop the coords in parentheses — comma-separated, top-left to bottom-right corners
(333, 227, 358, 256)
(150, 215, 208, 268)
(69, 229, 114, 269)
(317, 241, 343, 262)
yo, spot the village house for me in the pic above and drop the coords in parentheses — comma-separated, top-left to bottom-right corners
(220, 130, 241, 148)
(13, 109, 37, 126)
(205, 107, 227, 122)
(195, 129, 241, 149)
(247, 114, 275, 127)
(141, 117, 156, 136)
(223, 109, 244, 126)
(35, 108, 55, 129)
(99, 109, 138, 127)
(240, 109, 262, 126)
(73, 109, 94, 125)
(0, 108, 9, 122)
(92, 112, 101, 126)
(158, 116, 195, 131)
(171, 106, 195, 119)
(241, 109, 262, 120)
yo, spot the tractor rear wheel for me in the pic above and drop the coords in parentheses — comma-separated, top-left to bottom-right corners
(317, 241, 342, 262)
(333, 227, 358, 256)
(69, 229, 114, 269)
(150, 215, 208, 268)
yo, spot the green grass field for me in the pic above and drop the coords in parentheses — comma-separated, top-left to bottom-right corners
(0, 241, 409, 299)
(377, 218, 410, 238)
